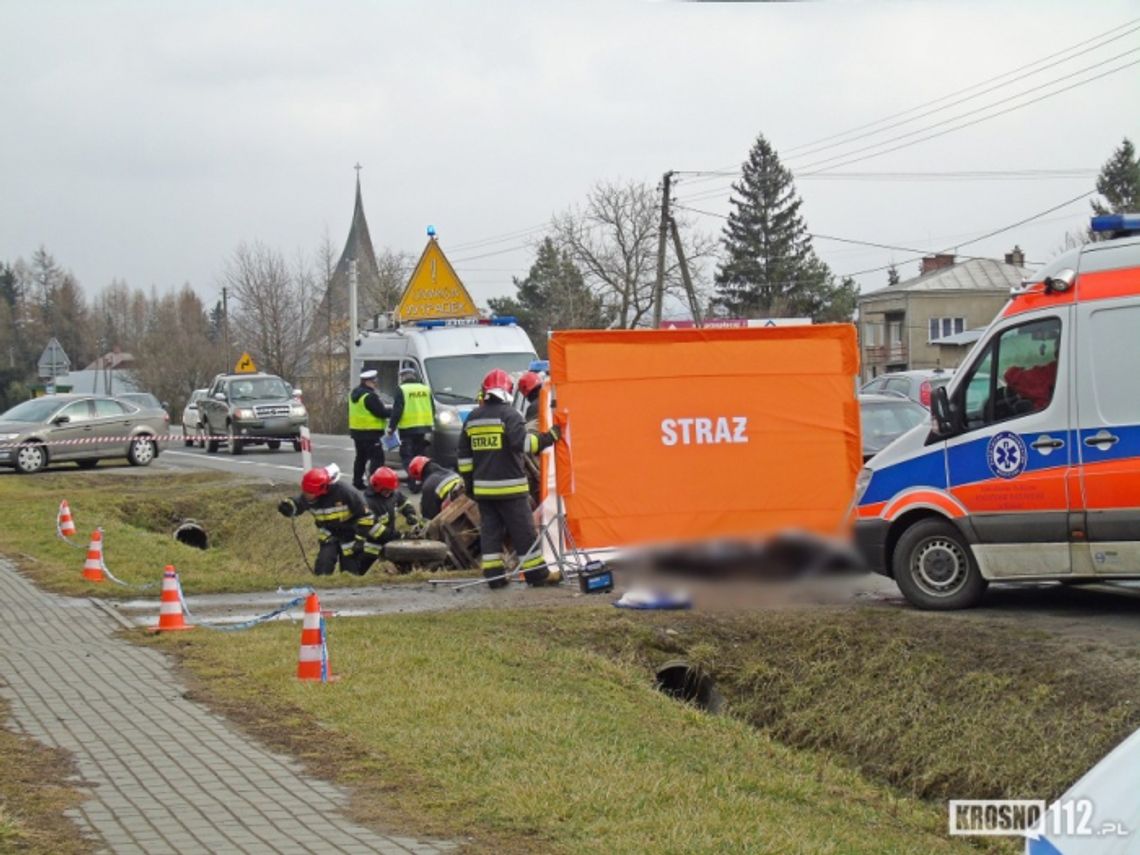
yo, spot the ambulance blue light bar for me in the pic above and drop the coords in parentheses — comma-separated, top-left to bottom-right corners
(529, 359, 550, 372)
(1091, 214, 1140, 234)
(490, 316, 517, 325)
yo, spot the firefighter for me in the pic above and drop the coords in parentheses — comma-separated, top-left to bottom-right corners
(348, 369, 390, 490)
(277, 467, 374, 576)
(388, 366, 434, 491)
(457, 368, 561, 588)
(408, 455, 465, 521)
(517, 371, 543, 423)
(358, 466, 422, 573)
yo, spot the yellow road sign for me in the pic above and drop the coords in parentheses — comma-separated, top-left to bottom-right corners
(235, 352, 257, 373)
(395, 237, 478, 323)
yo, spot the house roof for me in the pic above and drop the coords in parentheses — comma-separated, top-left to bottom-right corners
(860, 257, 1029, 302)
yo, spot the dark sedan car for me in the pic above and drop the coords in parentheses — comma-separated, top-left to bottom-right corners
(0, 395, 167, 473)
(858, 393, 928, 461)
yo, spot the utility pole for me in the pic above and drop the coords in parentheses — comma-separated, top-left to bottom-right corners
(652, 170, 674, 329)
(222, 286, 230, 372)
(669, 216, 702, 326)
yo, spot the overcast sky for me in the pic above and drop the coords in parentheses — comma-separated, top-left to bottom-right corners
(2, 1, 1138, 314)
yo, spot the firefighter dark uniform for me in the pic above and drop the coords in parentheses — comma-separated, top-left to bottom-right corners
(278, 479, 374, 576)
(389, 369, 434, 486)
(419, 461, 466, 521)
(457, 370, 559, 588)
(358, 467, 422, 573)
(349, 370, 389, 489)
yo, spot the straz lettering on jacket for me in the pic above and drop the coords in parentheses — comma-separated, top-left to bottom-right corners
(660, 416, 749, 446)
(468, 423, 504, 451)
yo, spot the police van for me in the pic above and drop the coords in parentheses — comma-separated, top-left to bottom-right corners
(854, 214, 1140, 609)
(353, 315, 537, 469)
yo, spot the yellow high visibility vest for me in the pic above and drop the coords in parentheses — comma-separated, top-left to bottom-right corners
(398, 383, 434, 429)
(349, 391, 387, 431)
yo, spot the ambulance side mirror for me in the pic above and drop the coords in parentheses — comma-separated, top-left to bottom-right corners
(930, 386, 954, 437)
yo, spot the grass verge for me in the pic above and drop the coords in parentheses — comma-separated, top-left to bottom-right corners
(0, 470, 463, 596)
(145, 606, 1044, 854)
(0, 698, 91, 854)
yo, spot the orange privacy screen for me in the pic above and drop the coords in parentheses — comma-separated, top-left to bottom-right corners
(549, 325, 862, 550)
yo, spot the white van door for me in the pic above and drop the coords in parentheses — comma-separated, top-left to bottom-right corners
(944, 312, 1073, 578)
(1073, 286, 1140, 575)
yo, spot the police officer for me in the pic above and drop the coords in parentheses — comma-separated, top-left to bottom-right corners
(457, 369, 561, 588)
(388, 366, 434, 490)
(277, 467, 375, 576)
(358, 466, 422, 573)
(348, 369, 390, 490)
(408, 455, 465, 521)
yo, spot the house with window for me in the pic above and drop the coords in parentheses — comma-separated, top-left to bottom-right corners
(857, 247, 1029, 383)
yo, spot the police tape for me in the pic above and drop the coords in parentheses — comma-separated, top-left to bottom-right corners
(174, 575, 315, 632)
(0, 433, 305, 450)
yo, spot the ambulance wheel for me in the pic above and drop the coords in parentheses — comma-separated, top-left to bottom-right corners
(892, 518, 986, 610)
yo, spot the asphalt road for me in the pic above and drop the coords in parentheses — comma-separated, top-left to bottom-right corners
(154, 431, 384, 483)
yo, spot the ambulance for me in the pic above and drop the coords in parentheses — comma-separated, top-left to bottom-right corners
(854, 214, 1140, 609)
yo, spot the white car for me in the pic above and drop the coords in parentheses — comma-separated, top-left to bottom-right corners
(181, 389, 208, 447)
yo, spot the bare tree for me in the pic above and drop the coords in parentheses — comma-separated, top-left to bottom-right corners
(552, 180, 714, 328)
(360, 248, 413, 320)
(220, 242, 315, 381)
(130, 286, 218, 414)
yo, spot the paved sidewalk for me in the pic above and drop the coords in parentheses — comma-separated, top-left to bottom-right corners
(0, 559, 456, 854)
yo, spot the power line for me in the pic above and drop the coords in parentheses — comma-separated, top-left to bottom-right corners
(672, 16, 1140, 186)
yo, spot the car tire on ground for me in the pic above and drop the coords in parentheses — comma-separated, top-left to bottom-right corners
(183, 425, 194, 447)
(76, 459, 99, 470)
(227, 423, 243, 455)
(892, 517, 986, 610)
(292, 438, 302, 452)
(266, 440, 280, 451)
(14, 443, 47, 474)
(382, 539, 450, 572)
(206, 426, 219, 453)
(127, 436, 156, 467)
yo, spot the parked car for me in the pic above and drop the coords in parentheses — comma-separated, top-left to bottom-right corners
(0, 394, 167, 473)
(181, 389, 208, 447)
(116, 391, 169, 415)
(860, 368, 954, 409)
(197, 373, 308, 454)
(858, 394, 928, 461)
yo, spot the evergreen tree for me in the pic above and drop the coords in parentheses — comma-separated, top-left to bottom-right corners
(488, 237, 611, 358)
(1092, 137, 1140, 219)
(713, 133, 853, 320)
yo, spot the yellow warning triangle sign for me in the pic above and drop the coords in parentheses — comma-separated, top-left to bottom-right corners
(234, 352, 257, 373)
(395, 238, 479, 323)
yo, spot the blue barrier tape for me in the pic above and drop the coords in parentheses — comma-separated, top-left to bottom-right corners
(320, 613, 329, 683)
(175, 574, 312, 631)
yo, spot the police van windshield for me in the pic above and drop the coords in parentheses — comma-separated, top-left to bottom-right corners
(426, 353, 535, 403)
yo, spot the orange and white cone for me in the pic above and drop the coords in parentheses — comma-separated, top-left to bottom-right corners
(151, 565, 192, 632)
(58, 500, 77, 538)
(297, 593, 333, 681)
(82, 530, 106, 582)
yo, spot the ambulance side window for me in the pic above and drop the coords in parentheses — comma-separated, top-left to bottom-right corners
(958, 317, 1061, 431)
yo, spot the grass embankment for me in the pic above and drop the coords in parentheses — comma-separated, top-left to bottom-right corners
(155, 607, 997, 854)
(0, 470, 455, 596)
(0, 699, 91, 854)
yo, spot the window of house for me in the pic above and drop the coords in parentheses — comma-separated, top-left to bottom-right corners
(928, 316, 965, 342)
(863, 323, 881, 347)
(886, 318, 903, 346)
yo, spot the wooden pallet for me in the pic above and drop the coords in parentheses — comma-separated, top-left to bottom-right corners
(425, 495, 482, 571)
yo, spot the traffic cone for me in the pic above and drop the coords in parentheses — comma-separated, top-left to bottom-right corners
(297, 593, 332, 681)
(82, 530, 106, 582)
(58, 500, 77, 538)
(151, 565, 192, 632)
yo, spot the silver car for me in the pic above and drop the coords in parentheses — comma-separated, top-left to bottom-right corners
(0, 394, 166, 473)
(181, 388, 208, 447)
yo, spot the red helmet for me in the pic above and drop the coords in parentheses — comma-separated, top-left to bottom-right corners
(370, 466, 399, 494)
(517, 371, 542, 398)
(482, 368, 514, 402)
(408, 455, 430, 482)
(301, 468, 331, 497)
